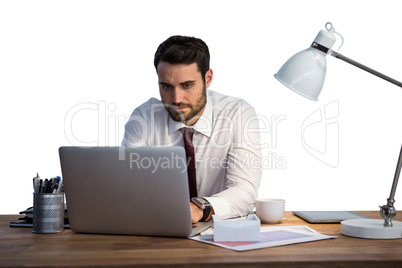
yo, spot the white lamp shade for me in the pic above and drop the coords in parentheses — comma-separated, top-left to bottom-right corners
(274, 47, 327, 101)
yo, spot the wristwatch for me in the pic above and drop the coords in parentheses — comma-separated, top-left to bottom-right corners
(191, 197, 212, 221)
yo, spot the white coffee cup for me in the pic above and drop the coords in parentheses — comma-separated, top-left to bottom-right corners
(255, 198, 285, 224)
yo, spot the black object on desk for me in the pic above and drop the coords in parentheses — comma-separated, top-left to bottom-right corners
(9, 206, 70, 229)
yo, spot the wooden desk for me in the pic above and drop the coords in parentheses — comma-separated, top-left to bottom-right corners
(1, 211, 402, 267)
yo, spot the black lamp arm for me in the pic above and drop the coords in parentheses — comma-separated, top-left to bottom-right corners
(311, 42, 402, 88)
(389, 145, 402, 206)
(379, 145, 402, 227)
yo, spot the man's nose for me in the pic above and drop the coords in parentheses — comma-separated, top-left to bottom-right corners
(172, 88, 184, 103)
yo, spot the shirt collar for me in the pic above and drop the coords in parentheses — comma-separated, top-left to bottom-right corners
(167, 91, 213, 137)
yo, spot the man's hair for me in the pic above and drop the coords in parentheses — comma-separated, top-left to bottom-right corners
(154, 35, 210, 82)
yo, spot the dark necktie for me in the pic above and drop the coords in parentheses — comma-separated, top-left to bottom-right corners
(183, 128, 197, 199)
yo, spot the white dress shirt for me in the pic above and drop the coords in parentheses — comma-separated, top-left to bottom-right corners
(122, 90, 262, 219)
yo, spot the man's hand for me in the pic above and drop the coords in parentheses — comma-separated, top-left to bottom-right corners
(190, 202, 203, 223)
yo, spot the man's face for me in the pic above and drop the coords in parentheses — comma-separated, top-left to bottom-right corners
(157, 62, 213, 126)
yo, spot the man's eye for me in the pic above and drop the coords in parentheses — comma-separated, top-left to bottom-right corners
(161, 84, 172, 90)
(183, 83, 193, 89)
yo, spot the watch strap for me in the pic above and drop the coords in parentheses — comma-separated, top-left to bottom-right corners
(200, 202, 211, 221)
(191, 197, 212, 221)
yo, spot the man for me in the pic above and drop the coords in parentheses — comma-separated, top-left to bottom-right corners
(122, 35, 262, 223)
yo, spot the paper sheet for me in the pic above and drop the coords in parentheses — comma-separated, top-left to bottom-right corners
(191, 225, 336, 251)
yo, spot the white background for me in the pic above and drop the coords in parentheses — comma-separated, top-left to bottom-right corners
(1, 0, 401, 214)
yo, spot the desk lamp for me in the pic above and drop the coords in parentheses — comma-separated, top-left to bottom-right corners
(274, 22, 402, 239)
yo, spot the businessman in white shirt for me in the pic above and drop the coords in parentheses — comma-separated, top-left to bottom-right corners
(122, 36, 262, 223)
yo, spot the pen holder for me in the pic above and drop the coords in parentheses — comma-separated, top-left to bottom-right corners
(32, 193, 64, 234)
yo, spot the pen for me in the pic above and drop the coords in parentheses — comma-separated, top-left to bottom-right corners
(52, 177, 58, 193)
(43, 179, 49, 193)
(38, 179, 43, 194)
(51, 178, 55, 192)
(33, 173, 41, 194)
(48, 178, 54, 193)
(57, 179, 64, 193)
(33, 177, 39, 194)
(50, 177, 56, 193)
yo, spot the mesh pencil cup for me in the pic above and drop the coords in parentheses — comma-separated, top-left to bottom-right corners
(32, 193, 64, 234)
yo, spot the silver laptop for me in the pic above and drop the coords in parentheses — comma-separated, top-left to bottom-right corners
(59, 146, 211, 237)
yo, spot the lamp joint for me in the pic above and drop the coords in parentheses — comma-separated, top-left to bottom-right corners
(311, 42, 329, 54)
(379, 203, 396, 227)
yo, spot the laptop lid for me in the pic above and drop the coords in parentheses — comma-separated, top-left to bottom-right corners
(59, 146, 199, 237)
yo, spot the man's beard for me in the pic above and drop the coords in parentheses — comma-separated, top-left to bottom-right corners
(164, 86, 207, 124)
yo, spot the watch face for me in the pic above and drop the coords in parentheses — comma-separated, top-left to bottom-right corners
(192, 198, 210, 209)
(192, 198, 204, 209)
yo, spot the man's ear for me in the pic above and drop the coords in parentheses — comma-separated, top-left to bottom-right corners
(205, 69, 213, 89)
